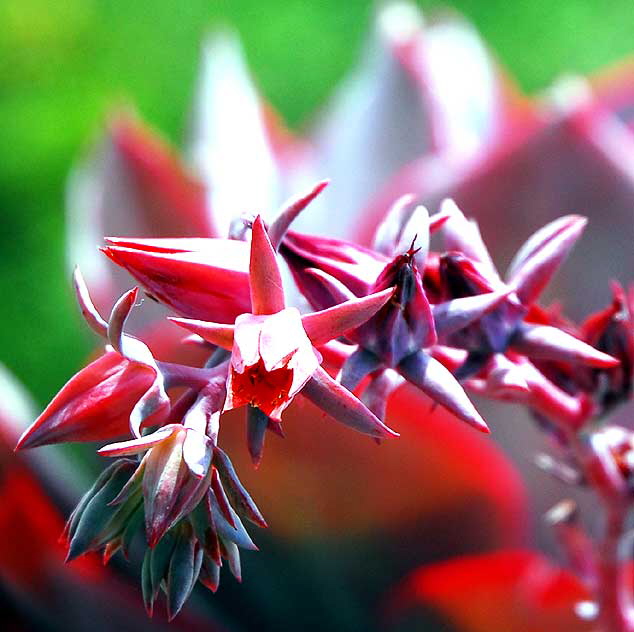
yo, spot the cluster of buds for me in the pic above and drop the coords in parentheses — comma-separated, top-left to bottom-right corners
(16, 178, 629, 619)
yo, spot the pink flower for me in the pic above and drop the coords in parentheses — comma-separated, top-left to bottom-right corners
(172, 215, 398, 463)
(225, 309, 320, 420)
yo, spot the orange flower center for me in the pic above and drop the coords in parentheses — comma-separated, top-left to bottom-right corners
(231, 359, 294, 417)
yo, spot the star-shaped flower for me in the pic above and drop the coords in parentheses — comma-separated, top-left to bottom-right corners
(171, 215, 398, 464)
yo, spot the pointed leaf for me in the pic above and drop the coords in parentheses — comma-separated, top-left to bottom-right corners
(141, 549, 154, 616)
(219, 538, 242, 582)
(109, 454, 147, 506)
(66, 461, 129, 542)
(167, 528, 197, 620)
(209, 489, 257, 551)
(213, 447, 267, 528)
(67, 461, 135, 560)
(200, 558, 221, 593)
(211, 468, 237, 529)
(150, 529, 177, 598)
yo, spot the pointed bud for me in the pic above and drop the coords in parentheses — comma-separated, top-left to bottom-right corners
(16, 352, 159, 449)
(507, 215, 587, 306)
(102, 238, 251, 323)
(512, 323, 620, 368)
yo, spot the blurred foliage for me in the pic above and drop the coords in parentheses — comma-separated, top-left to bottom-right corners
(1, 0, 634, 405)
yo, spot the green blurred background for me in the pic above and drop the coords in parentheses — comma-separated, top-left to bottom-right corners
(1, 0, 634, 406)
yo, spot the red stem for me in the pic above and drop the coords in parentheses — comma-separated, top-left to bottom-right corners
(568, 431, 634, 632)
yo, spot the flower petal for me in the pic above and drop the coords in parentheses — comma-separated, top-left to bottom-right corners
(507, 214, 587, 305)
(258, 308, 312, 371)
(98, 425, 180, 457)
(182, 429, 213, 479)
(361, 369, 404, 421)
(72, 267, 108, 337)
(338, 347, 383, 391)
(268, 180, 329, 250)
(107, 287, 139, 353)
(301, 287, 394, 346)
(398, 351, 489, 433)
(512, 323, 620, 368)
(168, 317, 235, 349)
(433, 288, 511, 339)
(246, 406, 270, 467)
(249, 216, 286, 315)
(441, 199, 498, 278)
(301, 366, 398, 438)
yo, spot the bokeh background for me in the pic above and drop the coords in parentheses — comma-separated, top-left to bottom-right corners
(2, 1, 634, 630)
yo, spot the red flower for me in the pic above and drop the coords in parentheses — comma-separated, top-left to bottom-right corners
(16, 351, 158, 449)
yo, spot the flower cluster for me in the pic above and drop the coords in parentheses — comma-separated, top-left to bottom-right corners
(16, 169, 623, 618)
(14, 3, 634, 627)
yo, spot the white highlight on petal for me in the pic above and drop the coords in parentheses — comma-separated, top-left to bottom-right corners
(574, 601, 598, 621)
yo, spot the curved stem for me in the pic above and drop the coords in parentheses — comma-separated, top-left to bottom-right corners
(568, 431, 634, 632)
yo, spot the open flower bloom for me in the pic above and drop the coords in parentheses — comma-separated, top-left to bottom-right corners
(225, 309, 320, 420)
(172, 215, 398, 464)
